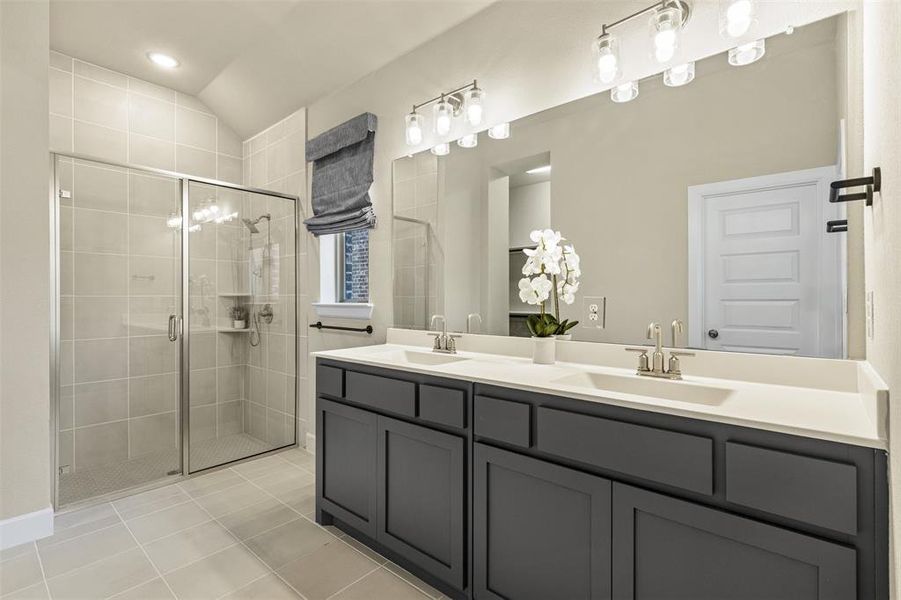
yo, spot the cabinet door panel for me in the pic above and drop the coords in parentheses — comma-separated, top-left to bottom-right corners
(377, 416, 465, 590)
(318, 398, 377, 537)
(474, 443, 612, 600)
(612, 483, 856, 600)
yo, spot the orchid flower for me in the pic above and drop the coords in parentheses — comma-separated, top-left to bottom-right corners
(518, 274, 553, 305)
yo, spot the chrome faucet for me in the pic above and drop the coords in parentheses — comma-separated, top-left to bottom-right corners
(428, 314, 460, 354)
(466, 313, 483, 334)
(625, 320, 695, 380)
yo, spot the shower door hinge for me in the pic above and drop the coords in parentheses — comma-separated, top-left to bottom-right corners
(59, 465, 71, 475)
(59, 190, 72, 199)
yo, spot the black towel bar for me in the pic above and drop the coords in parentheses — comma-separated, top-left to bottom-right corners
(829, 167, 881, 206)
(826, 219, 848, 233)
(310, 321, 373, 334)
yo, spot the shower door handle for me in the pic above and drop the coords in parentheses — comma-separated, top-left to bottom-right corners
(168, 314, 180, 341)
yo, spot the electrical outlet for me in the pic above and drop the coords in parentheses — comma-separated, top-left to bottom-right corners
(583, 296, 606, 328)
(866, 291, 875, 339)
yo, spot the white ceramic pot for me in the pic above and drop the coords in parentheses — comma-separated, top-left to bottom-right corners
(532, 336, 556, 364)
(556, 334, 572, 341)
(233, 320, 246, 329)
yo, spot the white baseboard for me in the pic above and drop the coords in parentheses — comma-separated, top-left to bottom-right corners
(305, 432, 316, 453)
(0, 506, 54, 550)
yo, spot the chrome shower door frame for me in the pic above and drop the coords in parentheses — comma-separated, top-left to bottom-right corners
(50, 152, 301, 510)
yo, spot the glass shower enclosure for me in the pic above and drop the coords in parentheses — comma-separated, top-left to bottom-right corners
(52, 154, 299, 508)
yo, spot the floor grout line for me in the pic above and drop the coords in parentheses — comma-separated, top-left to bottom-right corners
(30, 542, 53, 600)
(186, 492, 310, 600)
(322, 565, 382, 600)
(108, 503, 180, 600)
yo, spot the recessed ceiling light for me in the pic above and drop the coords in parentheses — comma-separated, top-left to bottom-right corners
(526, 166, 551, 175)
(147, 52, 179, 69)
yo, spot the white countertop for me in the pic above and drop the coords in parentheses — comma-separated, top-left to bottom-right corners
(313, 339, 888, 449)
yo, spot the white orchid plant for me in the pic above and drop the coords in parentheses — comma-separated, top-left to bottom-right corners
(518, 229, 581, 337)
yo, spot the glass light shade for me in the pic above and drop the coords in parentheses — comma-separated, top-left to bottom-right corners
(431, 142, 450, 156)
(664, 62, 695, 87)
(457, 133, 478, 148)
(611, 81, 639, 103)
(464, 86, 485, 127)
(487, 123, 510, 140)
(594, 33, 620, 84)
(650, 5, 683, 64)
(728, 39, 765, 66)
(433, 99, 453, 136)
(720, 0, 755, 38)
(405, 111, 423, 146)
(192, 207, 208, 221)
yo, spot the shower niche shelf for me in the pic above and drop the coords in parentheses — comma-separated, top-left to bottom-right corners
(219, 292, 252, 297)
(217, 328, 251, 333)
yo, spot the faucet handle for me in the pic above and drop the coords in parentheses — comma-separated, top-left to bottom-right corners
(667, 350, 694, 377)
(625, 347, 651, 373)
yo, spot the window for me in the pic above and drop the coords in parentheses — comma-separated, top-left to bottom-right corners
(313, 230, 373, 320)
(336, 229, 370, 302)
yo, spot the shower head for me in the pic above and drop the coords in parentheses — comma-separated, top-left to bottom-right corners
(242, 218, 260, 234)
(242, 213, 270, 234)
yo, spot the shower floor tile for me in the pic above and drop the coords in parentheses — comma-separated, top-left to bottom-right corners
(8, 450, 444, 600)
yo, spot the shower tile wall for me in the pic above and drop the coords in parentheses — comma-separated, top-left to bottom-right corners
(49, 50, 247, 491)
(392, 153, 442, 330)
(242, 109, 306, 445)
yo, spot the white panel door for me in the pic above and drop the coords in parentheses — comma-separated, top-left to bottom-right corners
(688, 166, 841, 357)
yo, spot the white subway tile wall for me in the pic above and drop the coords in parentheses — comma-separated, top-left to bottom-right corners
(242, 109, 308, 445)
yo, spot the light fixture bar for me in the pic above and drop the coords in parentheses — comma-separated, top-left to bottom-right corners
(599, 0, 690, 36)
(412, 80, 479, 113)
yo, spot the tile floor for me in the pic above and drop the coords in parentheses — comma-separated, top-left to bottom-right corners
(1, 449, 446, 600)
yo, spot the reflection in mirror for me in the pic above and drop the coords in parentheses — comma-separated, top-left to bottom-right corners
(392, 14, 862, 358)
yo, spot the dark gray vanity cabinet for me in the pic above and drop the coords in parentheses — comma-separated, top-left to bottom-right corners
(316, 361, 470, 597)
(473, 443, 612, 600)
(317, 398, 378, 538)
(317, 360, 887, 600)
(377, 415, 466, 590)
(612, 483, 857, 600)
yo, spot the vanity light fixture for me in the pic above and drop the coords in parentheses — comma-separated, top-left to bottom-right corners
(720, 0, 756, 39)
(405, 111, 424, 145)
(147, 52, 179, 69)
(464, 84, 485, 126)
(594, 33, 620, 84)
(663, 61, 695, 86)
(650, 3, 685, 64)
(404, 80, 490, 147)
(526, 165, 551, 175)
(457, 133, 478, 148)
(487, 122, 510, 140)
(593, 0, 690, 82)
(431, 142, 450, 156)
(433, 96, 453, 136)
(728, 39, 765, 66)
(611, 81, 639, 103)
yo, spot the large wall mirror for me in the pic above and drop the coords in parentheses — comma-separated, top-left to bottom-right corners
(392, 13, 862, 359)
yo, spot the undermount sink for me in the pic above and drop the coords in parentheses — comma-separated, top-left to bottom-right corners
(375, 349, 471, 366)
(551, 371, 734, 406)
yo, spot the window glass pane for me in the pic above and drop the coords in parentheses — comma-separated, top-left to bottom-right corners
(342, 229, 369, 302)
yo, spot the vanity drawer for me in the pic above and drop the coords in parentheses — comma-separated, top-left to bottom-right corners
(725, 442, 858, 534)
(474, 396, 531, 448)
(419, 384, 466, 429)
(536, 406, 713, 495)
(317, 364, 344, 398)
(345, 371, 416, 417)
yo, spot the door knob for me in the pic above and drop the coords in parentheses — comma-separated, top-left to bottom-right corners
(707, 329, 719, 339)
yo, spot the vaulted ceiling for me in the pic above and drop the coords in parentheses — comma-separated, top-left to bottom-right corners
(50, 0, 493, 138)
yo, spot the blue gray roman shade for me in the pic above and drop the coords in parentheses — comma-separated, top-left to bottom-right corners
(304, 112, 378, 236)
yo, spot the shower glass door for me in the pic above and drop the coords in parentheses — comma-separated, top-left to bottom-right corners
(185, 181, 297, 473)
(56, 156, 183, 506)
